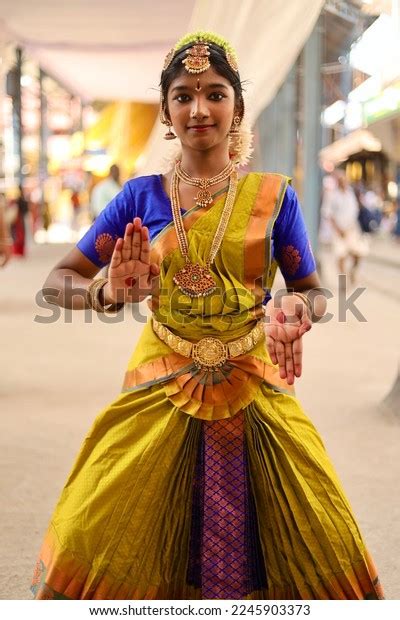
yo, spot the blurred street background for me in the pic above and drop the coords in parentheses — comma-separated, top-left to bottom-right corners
(1, 0, 400, 600)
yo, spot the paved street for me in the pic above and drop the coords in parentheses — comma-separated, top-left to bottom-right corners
(0, 239, 399, 599)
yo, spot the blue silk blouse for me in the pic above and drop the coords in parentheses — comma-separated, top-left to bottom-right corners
(77, 174, 316, 302)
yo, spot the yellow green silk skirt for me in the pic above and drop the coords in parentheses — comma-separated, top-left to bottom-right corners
(32, 381, 383, 600)
(32, 173, 384, 600)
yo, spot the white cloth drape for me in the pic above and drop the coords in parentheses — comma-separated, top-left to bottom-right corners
(0, 1, 193, 102)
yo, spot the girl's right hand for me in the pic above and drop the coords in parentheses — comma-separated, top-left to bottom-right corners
(103, 217, 160, 304)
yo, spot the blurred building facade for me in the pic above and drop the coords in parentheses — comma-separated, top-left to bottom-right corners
(253, 0, 400, 249)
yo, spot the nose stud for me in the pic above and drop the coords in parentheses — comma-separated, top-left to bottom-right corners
(191, 111, 207, 120)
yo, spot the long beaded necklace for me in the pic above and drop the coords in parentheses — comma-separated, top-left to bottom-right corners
(170, 162, 238, 298)
(175, 159, 234, 208)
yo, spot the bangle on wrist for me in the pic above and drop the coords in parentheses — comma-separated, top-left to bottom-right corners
(87, 278, 124, 313)
(292, 291, 313, 319)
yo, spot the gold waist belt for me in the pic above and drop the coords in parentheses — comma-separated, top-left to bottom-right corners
(152, 317, 265, 370)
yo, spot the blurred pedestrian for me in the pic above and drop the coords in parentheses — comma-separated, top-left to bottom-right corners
(71, 189, 81, 232)
(0, 193, 13, 267)
(11, 186, 29, 257)
(319, 174, 336, 245)
(42, 201, 51, 232)
(91, 165, 121, 220)
(358, 186, 382, 233)
(322, 171, 369, 285)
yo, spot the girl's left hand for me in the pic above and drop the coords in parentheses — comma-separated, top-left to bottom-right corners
(264, 294, 312, 385)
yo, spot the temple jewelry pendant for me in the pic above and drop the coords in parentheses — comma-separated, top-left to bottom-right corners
(194, 179, 213, 208)
(173, 262, 216, 297)
(194, 188, 213, 208)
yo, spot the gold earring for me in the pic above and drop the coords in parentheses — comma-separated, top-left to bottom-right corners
(229, 115, 241, 135)
(163, 119, 177, 140)
(160, 101, 177, 140)
(228, 116, 243, 163)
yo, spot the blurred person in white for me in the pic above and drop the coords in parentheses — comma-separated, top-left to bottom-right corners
(0, 193, 13, 267)
(322, 170, 369, 285)
(319, 174, 335, 245)
(91, 164, 121, 220)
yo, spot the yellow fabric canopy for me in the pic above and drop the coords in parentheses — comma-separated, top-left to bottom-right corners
(85, 102, 159, 178)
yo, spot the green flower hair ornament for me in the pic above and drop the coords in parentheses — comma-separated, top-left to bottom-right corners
(163, 31, 239, 73)
(174, 31, 238, 61)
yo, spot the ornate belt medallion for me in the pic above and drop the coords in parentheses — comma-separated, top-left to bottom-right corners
(192, 336, 227, 370)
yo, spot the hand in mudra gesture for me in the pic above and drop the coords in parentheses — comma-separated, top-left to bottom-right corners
(103, 217, 160, 304)
(264, 294, 312, 386)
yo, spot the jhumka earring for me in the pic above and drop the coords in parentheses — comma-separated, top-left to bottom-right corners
(159, 98, 177, 140)
(163, 119, 177, 140)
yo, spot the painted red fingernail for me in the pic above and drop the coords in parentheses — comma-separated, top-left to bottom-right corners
(125, 277, 136, 287)
(277, 311, 286, 324)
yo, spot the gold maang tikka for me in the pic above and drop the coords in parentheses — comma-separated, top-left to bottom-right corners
(182, 43, 210, 74)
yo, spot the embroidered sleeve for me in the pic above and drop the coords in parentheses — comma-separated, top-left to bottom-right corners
(272, 185, 316, 281)
(76, 181, 136, 267)
(280, 244, 302, 277)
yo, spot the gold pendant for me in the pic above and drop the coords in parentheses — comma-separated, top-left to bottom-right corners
(173, 262, 216, 297)
(194, 187, 213, 208)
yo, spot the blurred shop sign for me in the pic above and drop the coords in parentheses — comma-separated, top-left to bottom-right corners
(363, 81, 400, 124)
(319, 128, 382, 166)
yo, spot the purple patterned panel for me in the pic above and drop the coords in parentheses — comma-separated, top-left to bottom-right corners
(243, 442, 268, 593)
(186, 413, 267, 598)
(202, 411, 247, 599)
(187, 424, 204, 588)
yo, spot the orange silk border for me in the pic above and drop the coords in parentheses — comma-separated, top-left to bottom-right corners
(243, 173, 288, 301)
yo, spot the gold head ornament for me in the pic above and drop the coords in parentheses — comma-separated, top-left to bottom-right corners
(162, 31, 239, 75)
(183, 43, 210, 74)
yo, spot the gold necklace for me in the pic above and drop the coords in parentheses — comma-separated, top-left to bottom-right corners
(170, 164, 238, 298)
(175, 160, 234, 208)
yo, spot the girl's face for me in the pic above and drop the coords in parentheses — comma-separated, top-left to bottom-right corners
(166, 66, 236, 153)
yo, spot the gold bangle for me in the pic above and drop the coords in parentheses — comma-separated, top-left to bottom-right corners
(87, 278, 107, 312)
(292, 292, 313, 319)
(87, 278, 124, 313)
